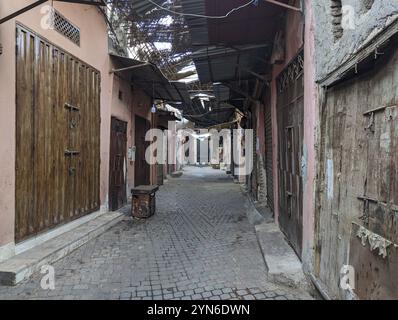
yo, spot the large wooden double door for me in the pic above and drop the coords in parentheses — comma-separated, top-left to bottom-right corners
(15, 25, 101, 242)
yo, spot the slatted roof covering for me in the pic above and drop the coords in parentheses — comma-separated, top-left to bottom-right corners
(192, 44, 270, 84)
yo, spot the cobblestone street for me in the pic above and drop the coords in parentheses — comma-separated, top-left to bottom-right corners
(0, 167, 313, 300)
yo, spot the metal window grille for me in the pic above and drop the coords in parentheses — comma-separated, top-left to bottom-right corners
(277, 51, 304, 93)
(53, 10, 80, 46)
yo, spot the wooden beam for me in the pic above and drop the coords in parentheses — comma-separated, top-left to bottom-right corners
(56, 0, 105, 5)
(0, 0, 104, 25)
(109, 63, 151, 74)
(0, 0, 47, 25)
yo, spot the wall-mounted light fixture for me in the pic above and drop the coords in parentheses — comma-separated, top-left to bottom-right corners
(0, 43, 3, 55)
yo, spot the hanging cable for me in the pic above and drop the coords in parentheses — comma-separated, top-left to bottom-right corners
(146, 0, 256, 19)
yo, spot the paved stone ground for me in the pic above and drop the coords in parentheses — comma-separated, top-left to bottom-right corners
(0, 166, 314, 300)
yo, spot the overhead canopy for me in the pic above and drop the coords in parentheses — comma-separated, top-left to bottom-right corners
(180, 0, 287, 121)
(180, 0, 209, 46)
(110, 53, 191, 106)
(192, 44, 270, 84)
(213, 84, 230, 102)
(205, 0, 287, 46)
(110, 53, 240, 127)
(181, 0, 287, 47)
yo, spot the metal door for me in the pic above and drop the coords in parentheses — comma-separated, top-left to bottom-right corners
(264, 89, 274, 211)
(135, 116, 151, 186)
(277, 52, 304, 257)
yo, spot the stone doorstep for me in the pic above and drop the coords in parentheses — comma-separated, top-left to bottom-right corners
(0, 210, 126, 286)
(255, 222, 310, 290)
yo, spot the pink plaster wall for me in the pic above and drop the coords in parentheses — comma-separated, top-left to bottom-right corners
(0, 1, 111, 247)
(302, 0, 317, 268)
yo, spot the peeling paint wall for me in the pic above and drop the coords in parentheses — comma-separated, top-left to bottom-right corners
(313, 0, 398, 80)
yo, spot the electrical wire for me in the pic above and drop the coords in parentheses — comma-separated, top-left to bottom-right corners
(147, 0, 256, 19)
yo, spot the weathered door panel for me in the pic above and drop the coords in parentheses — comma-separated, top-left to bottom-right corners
(109, 118, 127, 211)
(15, 25, 100, 242)
(315, 43, 398, 299)
(277, 52, 304, 258)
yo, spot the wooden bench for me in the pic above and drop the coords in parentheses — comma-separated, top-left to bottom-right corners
(131, 185, 159, 219)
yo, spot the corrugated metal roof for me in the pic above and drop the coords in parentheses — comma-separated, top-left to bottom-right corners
(110, 53, 191, 106)
(109, 53, 236, 125)
(213, 84, 230, 102)
(180, 0, 286, 47)
(180, 0, 209, 46)
(192, 44, 270, 83)
(205, 0, 286, 46)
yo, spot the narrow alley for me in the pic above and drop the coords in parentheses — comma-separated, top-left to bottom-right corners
(1, 0, 398, 303)
(0, 167, 312, 300)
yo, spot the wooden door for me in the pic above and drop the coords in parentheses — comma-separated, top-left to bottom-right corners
(135, 116, 150, 186)
(109, 118, 127, 211)
(15, 25, 100, 242)
(277, 52, 304, 257)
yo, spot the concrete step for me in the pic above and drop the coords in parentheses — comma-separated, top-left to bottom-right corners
(255, 222, 309, 289)
(0, 210, 126, 286)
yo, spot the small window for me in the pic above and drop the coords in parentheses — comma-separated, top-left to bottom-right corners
(53, 10, 80, 46)
(118, 90, 123, 100)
